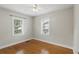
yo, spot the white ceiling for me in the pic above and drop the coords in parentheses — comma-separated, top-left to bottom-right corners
(0, 4, 72, 16)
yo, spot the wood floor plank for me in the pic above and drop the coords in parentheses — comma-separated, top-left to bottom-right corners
(0, 39, 73, 54)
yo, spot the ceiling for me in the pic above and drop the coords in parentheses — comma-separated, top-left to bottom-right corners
(0, 4, 72, 16)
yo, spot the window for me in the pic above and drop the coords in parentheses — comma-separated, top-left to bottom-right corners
(12, 17, 24, 36)
(41, 18, 49, 35)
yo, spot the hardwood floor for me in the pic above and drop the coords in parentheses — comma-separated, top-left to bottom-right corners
(0, 39, 73, 54)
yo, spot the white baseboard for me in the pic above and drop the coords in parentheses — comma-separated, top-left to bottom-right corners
(32, 38, 73, 50)
(33, 38, 75, 53)
(0, 38, 31, 49)
(0, 38, 75, 54)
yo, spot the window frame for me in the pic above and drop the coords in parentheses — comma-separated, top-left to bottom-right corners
(12, 17, 24, 36)
(41, 17, 50, 35)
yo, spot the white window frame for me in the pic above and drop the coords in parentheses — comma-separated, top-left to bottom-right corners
(12, 17, 24, 36)
(41, 17, 50, 35)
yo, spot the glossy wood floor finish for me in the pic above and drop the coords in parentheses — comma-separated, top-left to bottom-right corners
(0, 39, 73, 54)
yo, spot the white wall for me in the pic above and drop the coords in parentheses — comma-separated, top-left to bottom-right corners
(0, 7, 32, 48)
(33, 8, 73, 48)
(74, 5, 79, 53)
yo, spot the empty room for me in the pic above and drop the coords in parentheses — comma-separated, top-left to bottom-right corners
(0, 4, 79, 54)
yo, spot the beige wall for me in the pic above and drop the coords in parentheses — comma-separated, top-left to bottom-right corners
(33, 8, 73, 48)
(0, 7, 32, 47)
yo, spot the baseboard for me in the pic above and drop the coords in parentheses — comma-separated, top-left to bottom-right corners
(0, 38, 74, 53)
(33, 38, 75, 53)
(32, 38, 73, 50)
(0, 38, 31, 49)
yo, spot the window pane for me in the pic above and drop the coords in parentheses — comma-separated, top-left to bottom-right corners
(13, 18, 23, 35)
